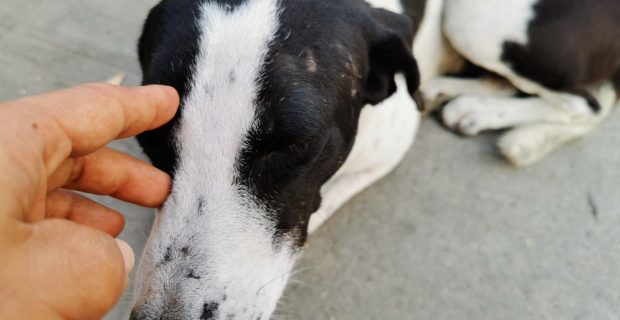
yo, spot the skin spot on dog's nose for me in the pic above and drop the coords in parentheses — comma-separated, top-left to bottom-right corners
(164, 247, 172, 263)
(200, 302, 219, 320)
(197, 197, 207, 216)
(181, 246, 190, 256)
(156, 246, 173, 267)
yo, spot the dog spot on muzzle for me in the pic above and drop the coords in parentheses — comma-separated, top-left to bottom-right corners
(200, 302, 219, 319)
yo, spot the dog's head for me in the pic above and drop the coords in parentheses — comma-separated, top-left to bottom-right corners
(131, 0, 420, 319)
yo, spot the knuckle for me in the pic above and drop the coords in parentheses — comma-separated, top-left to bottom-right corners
(68, 157, 86, 184)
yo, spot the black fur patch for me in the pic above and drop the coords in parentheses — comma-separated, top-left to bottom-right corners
(181, 246, 190, 255)
(501, 0, 620, 110)
(163, 246, 172, 263)
(200, 302, 219, 320)
(402, 0, 428, 39)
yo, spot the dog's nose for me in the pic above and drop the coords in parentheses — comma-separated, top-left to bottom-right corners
(129, 308, 169, 320)
(129, 309, 153, 320)
(130, 305, 220, 320)
(128, 309, 142, 320)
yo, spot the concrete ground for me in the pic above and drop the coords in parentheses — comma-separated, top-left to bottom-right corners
(2, 1, 620, 319)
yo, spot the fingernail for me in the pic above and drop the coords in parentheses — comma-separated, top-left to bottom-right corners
(115, 239, 135, 274)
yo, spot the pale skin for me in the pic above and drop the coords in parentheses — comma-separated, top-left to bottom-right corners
(0, 83, 180, 319)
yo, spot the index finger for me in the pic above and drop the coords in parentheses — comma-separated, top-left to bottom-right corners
(4, 83, 179, 168)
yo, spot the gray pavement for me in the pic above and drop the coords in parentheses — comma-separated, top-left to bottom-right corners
(2, 1, 620, 319)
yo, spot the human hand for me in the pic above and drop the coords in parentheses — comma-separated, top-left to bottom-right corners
(0, 83, 179, 319)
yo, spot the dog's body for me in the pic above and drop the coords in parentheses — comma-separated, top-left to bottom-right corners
(416, 0, 620, 165)
(131, 0, 422, 319)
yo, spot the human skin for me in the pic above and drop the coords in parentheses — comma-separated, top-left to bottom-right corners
(0, 83, 179, 319)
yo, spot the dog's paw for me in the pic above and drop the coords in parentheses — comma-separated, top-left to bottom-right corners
(498, 130, 546, 166)
(498, 123, 592, 166)
(423, 84, 447, 105)
(439, 95, 504, 136)
(421, 80, 460, 113)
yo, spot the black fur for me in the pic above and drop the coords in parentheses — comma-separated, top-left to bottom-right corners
(401, 0, 428, 33)
(236, 0, 420, 245)
(501, 0, 620, 110)
(136, 0, 204, 175)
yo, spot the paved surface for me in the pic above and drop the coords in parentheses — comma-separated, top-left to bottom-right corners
(2, 1, 620, 319)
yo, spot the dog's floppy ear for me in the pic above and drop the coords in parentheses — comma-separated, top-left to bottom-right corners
(363, 8, 423, 109)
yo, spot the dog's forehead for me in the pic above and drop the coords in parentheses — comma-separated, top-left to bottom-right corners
(137, 0, 376, 171)
(260, 8, 372, 136)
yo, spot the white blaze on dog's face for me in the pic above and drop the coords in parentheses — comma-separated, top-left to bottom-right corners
(131, 0, 421, 319)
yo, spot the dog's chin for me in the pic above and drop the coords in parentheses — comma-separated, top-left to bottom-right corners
(130, 253, 298, 320)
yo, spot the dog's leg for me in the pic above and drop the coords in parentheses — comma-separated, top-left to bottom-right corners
(499, 83, 618, 166)
(412, 0, 466, 83)
(498, 123, 596, 166)
(424, 77, 515, 100)
(437, 75, 618, 164)
(423, 76, 516, 113)
(439, 91, 598, 136)
(435, 37, 618, 127)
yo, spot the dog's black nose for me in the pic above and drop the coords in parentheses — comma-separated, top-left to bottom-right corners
(129, 309, 149, 320)
(129, 303, 221, 320)
(129, 308, 165, 320)
(128, 310, 141, 320)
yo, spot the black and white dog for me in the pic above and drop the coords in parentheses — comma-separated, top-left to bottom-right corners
(130, 0, 423, 319)
(129, 0, 619, 318)
(416, 0, 620, 165)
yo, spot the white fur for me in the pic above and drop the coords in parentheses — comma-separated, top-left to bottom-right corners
(413, 0, 464, 83)
(422, 76, 516, 112)
(423, 77, 516, 103)
(133, 1, 296, 319)
(365, 0, 403, 12)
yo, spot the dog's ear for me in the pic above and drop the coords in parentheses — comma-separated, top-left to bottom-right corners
(363, 8, 423, 109)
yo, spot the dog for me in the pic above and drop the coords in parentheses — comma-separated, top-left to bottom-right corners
(415, 0, 620, 166)
(129, 0, 423, 319)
